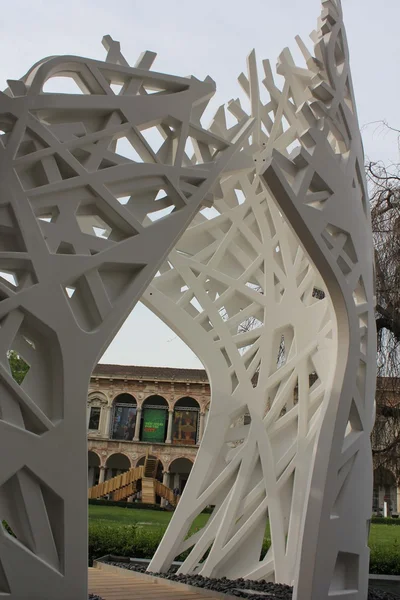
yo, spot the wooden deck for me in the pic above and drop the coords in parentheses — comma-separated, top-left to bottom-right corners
(88, 566, 226, 600)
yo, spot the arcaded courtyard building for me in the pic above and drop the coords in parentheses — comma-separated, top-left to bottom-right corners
(88, 366, 400, 513)
(87, 364, 210, 498)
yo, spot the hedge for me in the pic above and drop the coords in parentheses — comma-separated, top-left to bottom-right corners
(89, 523, 164, 565)
(371, 517, 400, 526)
(88, 499, 214, 513)
(369, 545, 400, 575)
(88, 521, 400, 575)
(89, 499, 165, 511)
(88, 522, 270, 566)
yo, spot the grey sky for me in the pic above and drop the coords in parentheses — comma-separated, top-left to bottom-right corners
(2, 0, 399, 368)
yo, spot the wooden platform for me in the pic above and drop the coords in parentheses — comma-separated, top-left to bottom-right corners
(88, 567, 226, 600)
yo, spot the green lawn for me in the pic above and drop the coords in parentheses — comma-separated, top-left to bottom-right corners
(89, 505, 399, 551)
(369, 523, 400, 551)
(88, 506, 400, 573)
(89, 505, 209, 532)
(90, 505, 269, 548)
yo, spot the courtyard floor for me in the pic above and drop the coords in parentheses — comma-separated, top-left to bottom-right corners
(88, 566, 226, 600)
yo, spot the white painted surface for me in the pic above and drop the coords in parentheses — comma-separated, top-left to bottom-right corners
(147, 2, 376, 599)
(0, 36, 251, 599)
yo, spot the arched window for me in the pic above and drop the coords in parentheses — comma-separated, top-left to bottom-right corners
(105, 453, 131, 479)
(87, 393, 108, 432)
(169, 457, 194, 494)
(111, 393, 137, 441)
(136, 455, 164, 482)
(88, 451, 101, 487)
(173, 397, 200, 445)
(373, 467, 397, 515)
(141, 395, 168, 443)
(88, 407, 101, 430)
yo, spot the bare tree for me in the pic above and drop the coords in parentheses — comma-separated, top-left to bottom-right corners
(367, 125, 400, 478)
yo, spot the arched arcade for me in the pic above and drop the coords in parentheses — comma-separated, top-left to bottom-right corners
(111, 393, 138, 441)
(373, 467, 399, 515)
(88, 451, 101, 487)
(167, 457, 194, 495)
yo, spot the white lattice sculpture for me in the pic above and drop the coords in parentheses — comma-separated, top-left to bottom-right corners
(0, 39, 252, 599)
(146, 1, 376, 599)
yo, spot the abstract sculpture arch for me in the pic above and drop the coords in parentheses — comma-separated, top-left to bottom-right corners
(0, 0, 375, 599)
(145, 2, 376, 599)
(0, 39, 251, 599)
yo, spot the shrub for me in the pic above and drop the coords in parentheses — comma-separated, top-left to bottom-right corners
(88, 520, 400, 576)
(88, 499, 212, 514)
(371, 517, 400, 526)
(89, 499, 165, 511)
(88, 523, 165, 565)
(202, 506, 214, 514)
(88, 520, 273, 567)
(369, 544, 400, 575)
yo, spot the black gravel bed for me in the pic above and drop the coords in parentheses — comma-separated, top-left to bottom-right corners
(106, 561, 400, 600)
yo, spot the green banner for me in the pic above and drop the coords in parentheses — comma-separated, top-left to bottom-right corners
(142, 408, 166, 443)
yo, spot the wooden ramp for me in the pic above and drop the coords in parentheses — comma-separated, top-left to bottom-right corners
(88, 452, 180, 506)
(141, 476, 156, 504)
(88, 566, 226, 599)
(89, 466, 144, 501)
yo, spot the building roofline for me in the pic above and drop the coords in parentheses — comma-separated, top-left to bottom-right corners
(92, 363, 209, 384)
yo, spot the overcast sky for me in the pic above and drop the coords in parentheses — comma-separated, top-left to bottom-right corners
(2, 0, 399, 368)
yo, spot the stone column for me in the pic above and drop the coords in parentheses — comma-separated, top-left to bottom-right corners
(133, 407, 142, 441)
(166, 409, 174, 444)
(98, 466, 106, 484)
(161, 471, 170, 507)
(163, 470, 170, 488)
(104, 406, 112, 438)
(379, 486, 384, 512)
(198, 411, 206, 443)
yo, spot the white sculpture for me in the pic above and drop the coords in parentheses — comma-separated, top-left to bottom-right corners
(146, 1, 376, 599)
(0, 40, 251, 598)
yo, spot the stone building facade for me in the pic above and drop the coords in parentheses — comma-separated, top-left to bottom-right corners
(87, 363, 210, 499)
(372, 378, 400, 516)
(88, 365, 400, 512)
